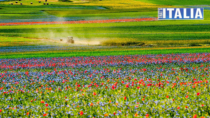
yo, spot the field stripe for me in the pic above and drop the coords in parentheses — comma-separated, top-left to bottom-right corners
(0, 46, 210, 55)
(0, 47, 210, 59)
(0, 18, 157, 26)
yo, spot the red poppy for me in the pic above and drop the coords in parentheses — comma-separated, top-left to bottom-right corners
(112, 85, 115, 90)
(135, 113, 138, 117)
(93, 92, 97, 96)
(41, 100, 45, 104)
(124, 96, 127, 100)
(185, 95, 189, 98)
(45, 103, 48, 107)
(104, 114, 108, 117)
(197, 92, 200, 96)
(80, 111, 84, 116)
(43, 113, 47, 117)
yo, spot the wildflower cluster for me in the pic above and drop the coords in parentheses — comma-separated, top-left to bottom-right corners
(0, 53, 209, 117)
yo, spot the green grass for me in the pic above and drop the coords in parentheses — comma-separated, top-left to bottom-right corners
(44, 8, 157, 16)
(2, 24, 210, 33)
(0, 2, 210, 48)
(45, 10, 157, 20)
(0, 36, 34, 42)
(0, 21, 210, 42)
(0, 5, 104, 13)
(0, 5, 157, 22)
(1, 47, 210, 59)
(0, 36, 41, 46)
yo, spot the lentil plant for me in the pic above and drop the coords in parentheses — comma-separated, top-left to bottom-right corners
(0, 53, 210, 117)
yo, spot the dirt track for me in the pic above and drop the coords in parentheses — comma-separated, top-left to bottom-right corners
(0, 18, 157, 26)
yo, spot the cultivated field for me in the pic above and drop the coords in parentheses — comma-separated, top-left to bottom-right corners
(0, 0, 210, 117)
(1, 54, 210, 117)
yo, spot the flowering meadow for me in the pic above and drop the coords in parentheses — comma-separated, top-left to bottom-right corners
(0, 53, 210, 117)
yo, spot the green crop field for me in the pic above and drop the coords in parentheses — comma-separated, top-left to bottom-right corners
(0, 47, 210, 59)
(1, 1, 210, 118)
(0, 0, 210, 56)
